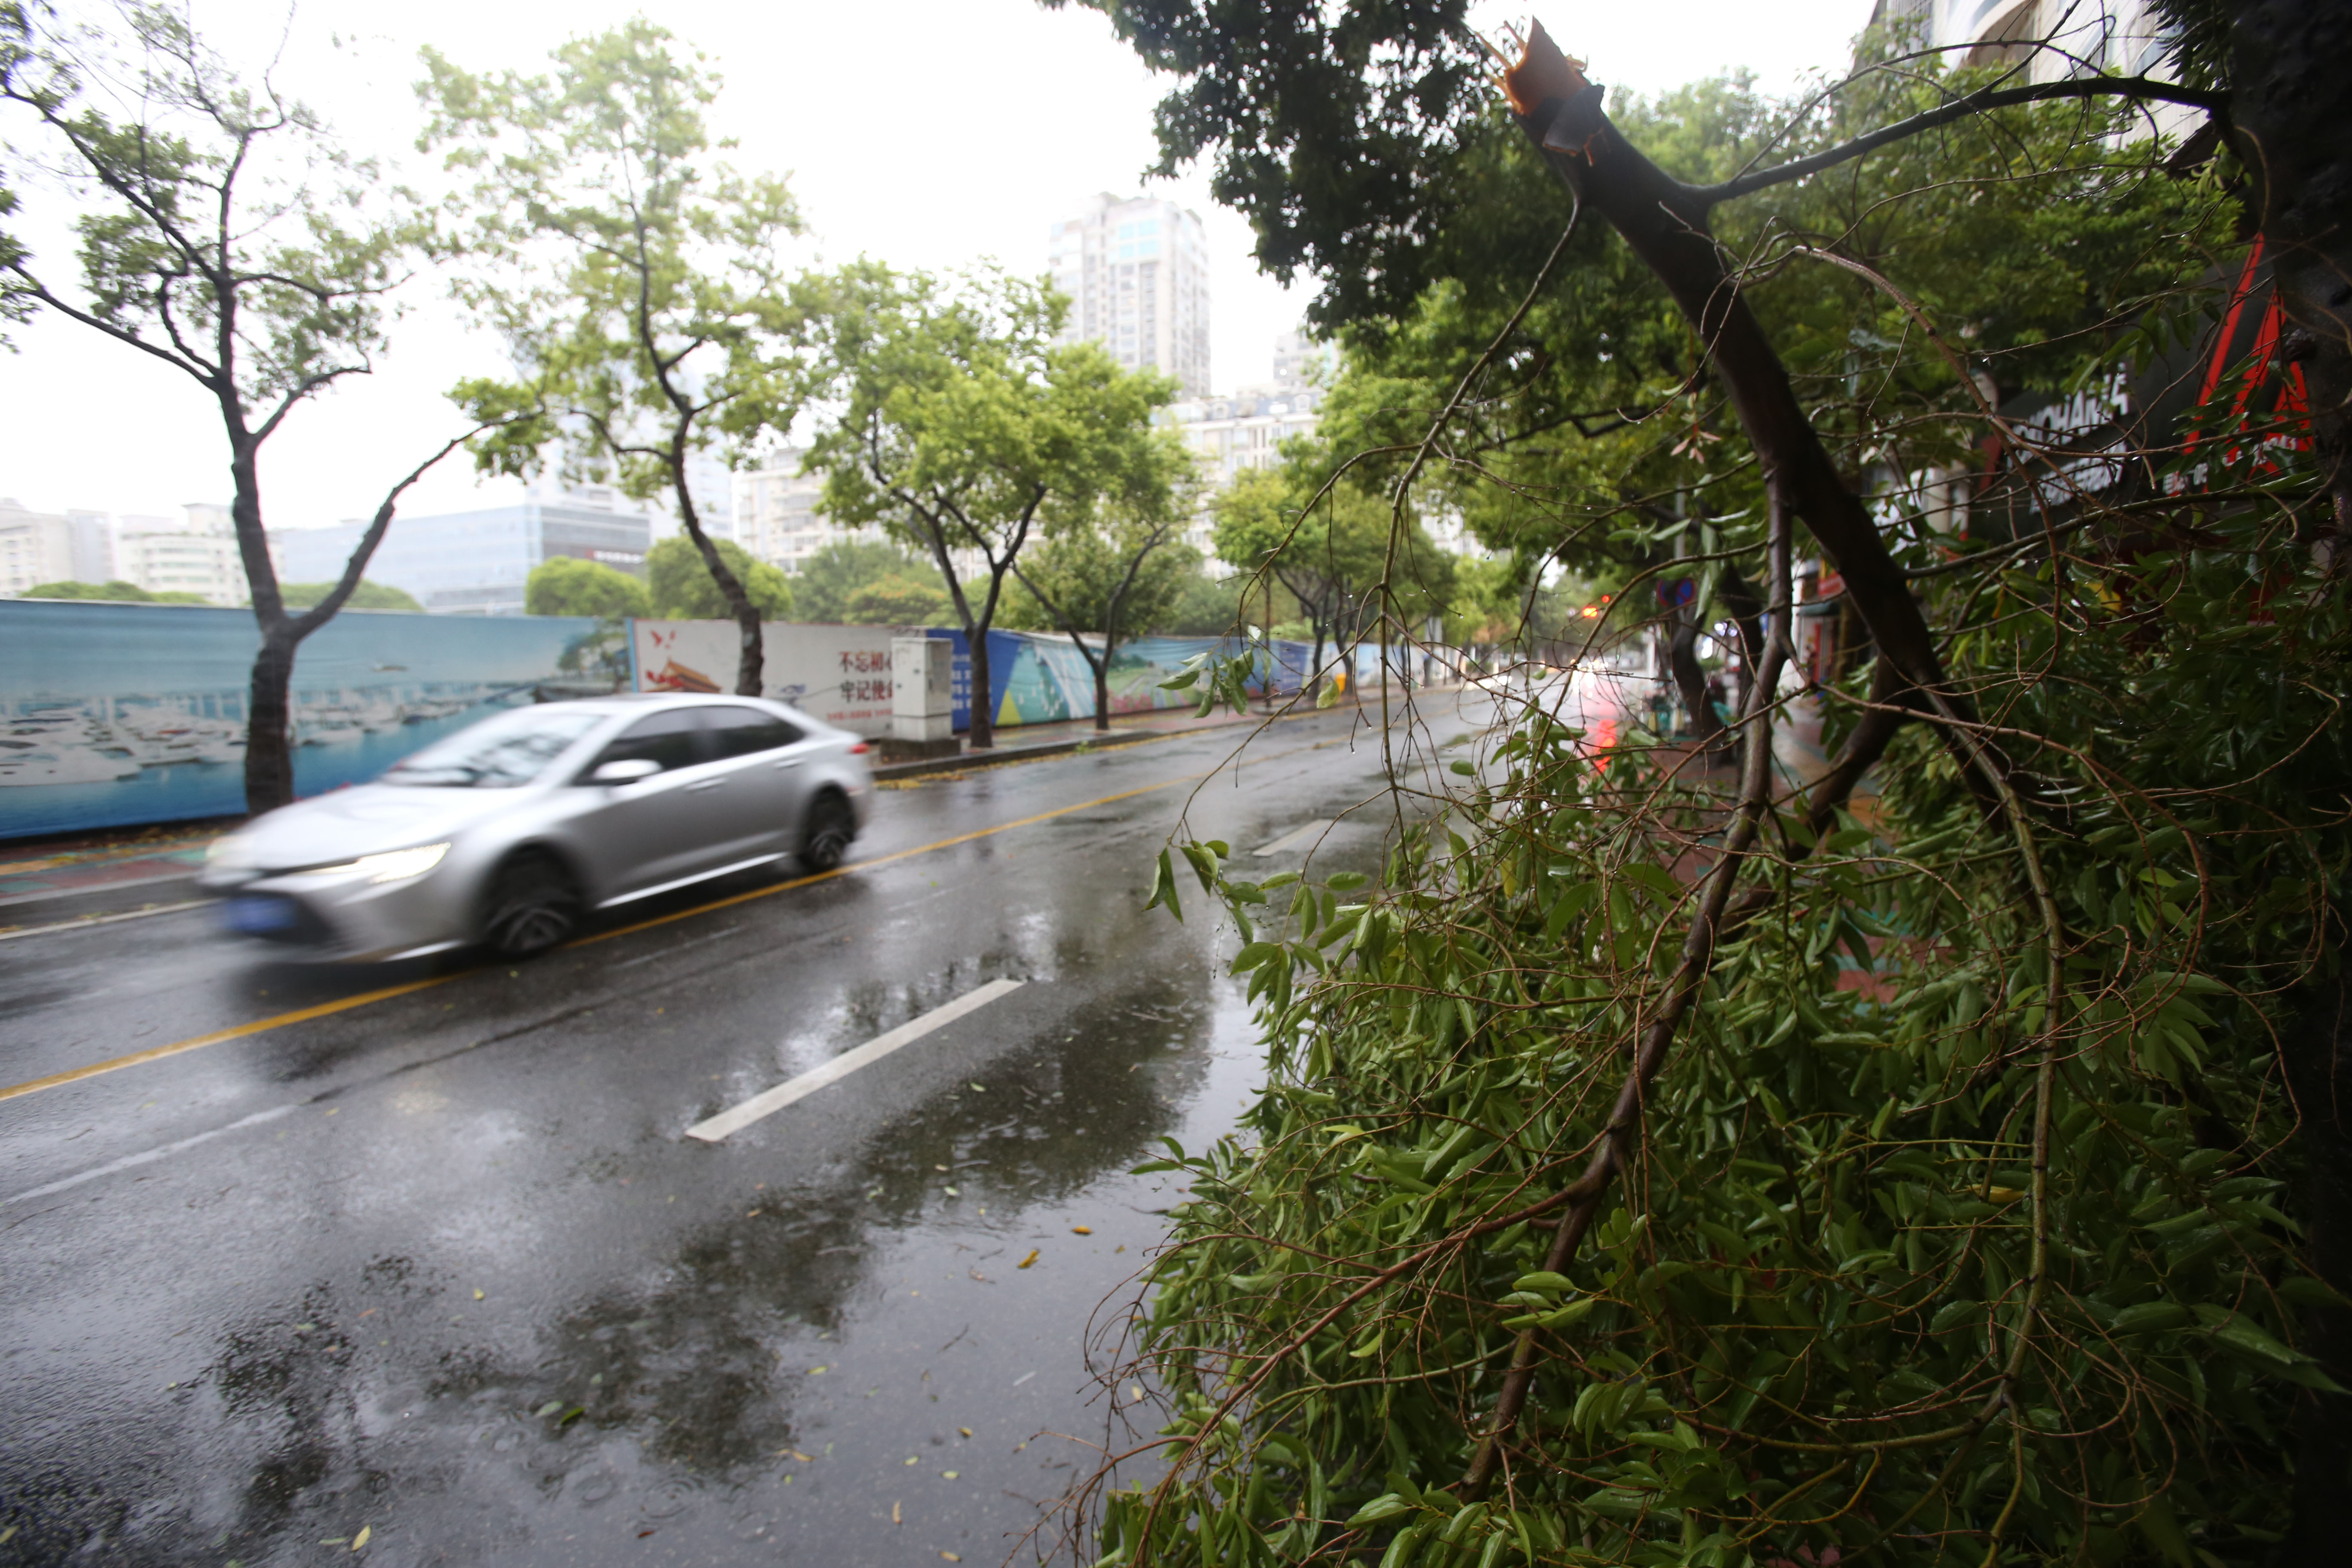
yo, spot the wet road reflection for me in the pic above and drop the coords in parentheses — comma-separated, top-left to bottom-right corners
(0, 712, 1428, 1566)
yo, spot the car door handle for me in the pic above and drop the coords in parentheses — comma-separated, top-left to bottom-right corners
(686, 778, 726, 793)
(774, 757, 802, 770)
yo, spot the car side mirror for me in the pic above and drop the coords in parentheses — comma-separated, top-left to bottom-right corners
(589, 758, 660, 786)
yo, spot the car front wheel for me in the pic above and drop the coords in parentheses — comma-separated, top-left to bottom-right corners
(481, 851, 580, 959)
(799, 792, 855, 873)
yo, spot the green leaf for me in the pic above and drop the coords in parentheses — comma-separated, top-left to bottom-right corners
(1142, 848, 1182, 923)
(2110, 1302, 2193, 1336)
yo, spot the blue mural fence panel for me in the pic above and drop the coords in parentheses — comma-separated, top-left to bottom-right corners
(922, 628, 1314, 729)
(0, 600, 604, 840)
(0, 601, 1334, 840)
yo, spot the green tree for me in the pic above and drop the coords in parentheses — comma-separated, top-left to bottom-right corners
(21, 578, 201, 603)
(793, 538, 943, 624)
(277, 579, 422, 611)
(424, 20, 803, 697)
(1010, 459, 1193, 730)
(0, 4, 509, 811)
(801, 263, 1177, 748)
(840, 572, 954, 628)
(1156, 563, 1263, 637)
(524, 556, 651, 618)
(644, 536, 791, 620)
(1213, 454, 1453, 695)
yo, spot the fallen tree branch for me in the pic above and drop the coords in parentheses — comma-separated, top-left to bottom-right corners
(1500, 21, 2004, 820)
(1461, 472, 1795, 1497)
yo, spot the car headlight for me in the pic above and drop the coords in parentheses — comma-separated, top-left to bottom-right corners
(299, 843, 452, 884)
(206, 835, 256, 870)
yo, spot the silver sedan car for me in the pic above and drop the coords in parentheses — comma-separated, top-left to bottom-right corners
(198, 694, 874, 962)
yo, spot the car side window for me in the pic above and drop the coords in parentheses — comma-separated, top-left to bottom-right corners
(705, 704, 802, 760)
(583, 709, 707, 777)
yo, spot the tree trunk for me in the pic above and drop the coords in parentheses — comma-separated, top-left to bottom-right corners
(243, 627, 298, 813)
(1666, 613, 1727, 756)
(1719, 562, 1766, 716)
(966, 624, 995, 750)
(2231, 0, 2352, 566)
(1092, 602, 1117, 733)
(225, 419, 475, 815)
(220, 432, 300, 815)
(671, 465, 763, 697)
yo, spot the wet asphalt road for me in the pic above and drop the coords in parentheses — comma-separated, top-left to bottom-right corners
(0, 700, 1483, 1568)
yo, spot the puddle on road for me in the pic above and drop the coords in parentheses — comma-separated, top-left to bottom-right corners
(2, 979, 1265, 1568)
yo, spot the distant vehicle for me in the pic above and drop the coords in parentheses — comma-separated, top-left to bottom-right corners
(198, 694, 873, 962)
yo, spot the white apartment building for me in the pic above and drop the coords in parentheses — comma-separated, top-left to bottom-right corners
(1271, 329, 1329, 393)
(1050, 193, 1212, 398)
(1157, 328, 1332, 563)
(0, 498, 111, 596)
(1871, 1, 2199, 135)
(3, 496, 274, 604)
(732, 450, 888, 576)
(115, 503, 259, 605)
(1167, 389, 1326, 489)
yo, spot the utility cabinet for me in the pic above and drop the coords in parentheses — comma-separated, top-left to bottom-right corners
(892, 636, 956, 744)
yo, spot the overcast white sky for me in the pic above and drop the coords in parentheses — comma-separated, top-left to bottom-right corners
(1, 0, 1874, 530)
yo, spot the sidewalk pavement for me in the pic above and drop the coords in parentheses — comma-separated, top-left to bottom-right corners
(0, 822, 227, 930)
(869, 695, 1311, 781)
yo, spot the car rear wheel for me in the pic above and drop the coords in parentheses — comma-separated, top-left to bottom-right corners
(799, 791, 855, 873)
(482, 851, 579, 959)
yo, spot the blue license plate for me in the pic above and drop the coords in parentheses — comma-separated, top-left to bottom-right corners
(220, 895, 297, 934)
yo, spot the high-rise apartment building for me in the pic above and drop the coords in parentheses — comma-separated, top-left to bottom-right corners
(1270, 330, 1327, 395)
(1049, 194, 1212, 398)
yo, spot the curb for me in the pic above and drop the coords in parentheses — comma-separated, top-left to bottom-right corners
(870, 714, 1258, 781)
(866, 682, 1467, 783)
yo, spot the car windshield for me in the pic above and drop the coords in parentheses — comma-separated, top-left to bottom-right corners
(381, 708, 606, 788)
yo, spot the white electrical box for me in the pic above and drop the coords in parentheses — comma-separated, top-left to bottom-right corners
(892, 636, 956, 742)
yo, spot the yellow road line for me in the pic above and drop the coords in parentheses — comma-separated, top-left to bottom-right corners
(0, 769, 1213, 1105)
(0, 977, 451, 1104)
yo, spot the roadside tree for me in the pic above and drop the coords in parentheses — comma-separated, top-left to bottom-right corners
(643, 536, 791, 621)
(1010, 453, 1193, 731)
(524, 556, 650, 619)
(1212, 455, 1453, 696)
(802, 264, 1175, 749)
(1155, 564, 1263, 637)
(278, 580, 422, 611)
(423, 20, 803, 697)
(0, 4, 512, 811)
(793, 538, 952, 626)
(23, 579, 204, 603)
